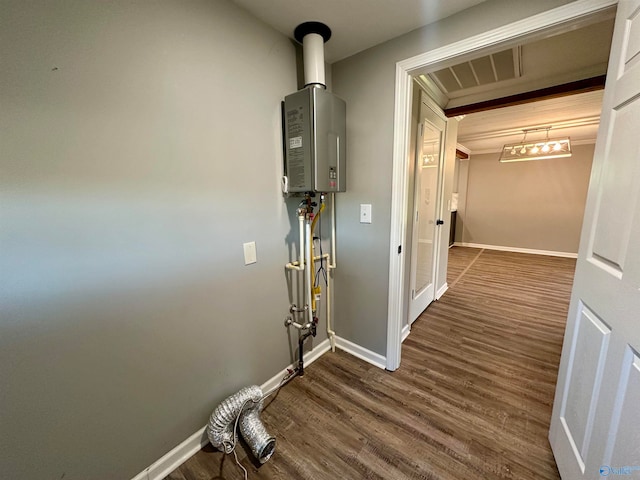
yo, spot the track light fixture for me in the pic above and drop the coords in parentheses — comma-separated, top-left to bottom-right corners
(500, 126, 572, 163)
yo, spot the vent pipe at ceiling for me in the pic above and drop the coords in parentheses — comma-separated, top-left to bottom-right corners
(294, 22, 332, 88)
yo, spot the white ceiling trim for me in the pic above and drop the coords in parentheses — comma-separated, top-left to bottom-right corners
(414, 76, 448, 108)
(458, 115, 601, 143)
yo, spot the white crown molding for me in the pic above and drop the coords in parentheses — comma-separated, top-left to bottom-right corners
(456, 143, 471, 155)
(414, 74, 448, 108)
(458, 115, 601, 143)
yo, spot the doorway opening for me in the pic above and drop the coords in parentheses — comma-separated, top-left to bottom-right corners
(386, 0, 616, 371)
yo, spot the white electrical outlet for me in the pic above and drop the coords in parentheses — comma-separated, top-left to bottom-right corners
(243, 241, 257, 265)
(360, 204, 372, 224)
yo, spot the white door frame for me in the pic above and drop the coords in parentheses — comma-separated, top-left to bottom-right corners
(385, 0, 617, 371)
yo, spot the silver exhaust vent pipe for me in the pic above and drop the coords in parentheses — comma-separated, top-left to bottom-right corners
(294, 22, 332, 88)
(239, 400, 276, 463)
(206, 385, 276, 464)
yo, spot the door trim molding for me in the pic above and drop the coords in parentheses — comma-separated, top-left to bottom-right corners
(401, 324, 411, 342)
(436, 283, 448, 300)
(386, 0, 617, 371)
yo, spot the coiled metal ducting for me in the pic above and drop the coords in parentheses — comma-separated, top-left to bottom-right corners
(206, 385, 276, 464)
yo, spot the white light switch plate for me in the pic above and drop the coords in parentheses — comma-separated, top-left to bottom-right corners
(360, 204, 372, 224)
(243, 241, 257, 265)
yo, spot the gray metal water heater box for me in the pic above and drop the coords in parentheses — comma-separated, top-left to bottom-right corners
(283, 88, 346, 193)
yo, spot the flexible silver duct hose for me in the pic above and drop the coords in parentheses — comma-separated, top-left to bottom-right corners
(239, 404, 276, 464)
(206, 385, 276, 464)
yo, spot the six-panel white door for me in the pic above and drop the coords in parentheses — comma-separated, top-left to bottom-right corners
(549, 1, 640, 478)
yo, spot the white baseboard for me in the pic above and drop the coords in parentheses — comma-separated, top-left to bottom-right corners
(131, 338, 331, 480)
(401, 324, 411, 342)
(334, 336, 387, 370)
(453, 242, 578, 259)
(261, 338, 331, 395)
(436, 283, 448, 300)
(131, 426, 208, 480)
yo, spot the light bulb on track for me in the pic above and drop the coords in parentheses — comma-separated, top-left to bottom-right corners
(500, 127, 571, 163)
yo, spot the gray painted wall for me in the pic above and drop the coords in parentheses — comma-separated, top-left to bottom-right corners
(0, 1, 330, 478)
(455, 143, 594, 253)
(331, 0, 574, 356)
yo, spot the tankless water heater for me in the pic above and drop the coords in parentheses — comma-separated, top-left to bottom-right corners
(282, 87, 346, 193)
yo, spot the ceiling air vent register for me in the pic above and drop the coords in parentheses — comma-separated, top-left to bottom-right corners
(428, 47, 522, 93)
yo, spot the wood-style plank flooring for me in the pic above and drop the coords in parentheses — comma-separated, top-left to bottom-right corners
(167, 248, 576, 480)
(446, 246, 483, 287)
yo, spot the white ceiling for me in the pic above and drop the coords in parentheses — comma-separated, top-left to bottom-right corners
(231, 0, 487, 63)
(457, 90, 604, 154)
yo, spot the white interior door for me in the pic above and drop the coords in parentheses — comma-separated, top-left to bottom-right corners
(409, 101, 446, 323)
(549, 1, 640, 478)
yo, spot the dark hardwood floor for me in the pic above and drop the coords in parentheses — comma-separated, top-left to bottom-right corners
(167, 248, 576, 480)
(446, 246, 483, 286)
